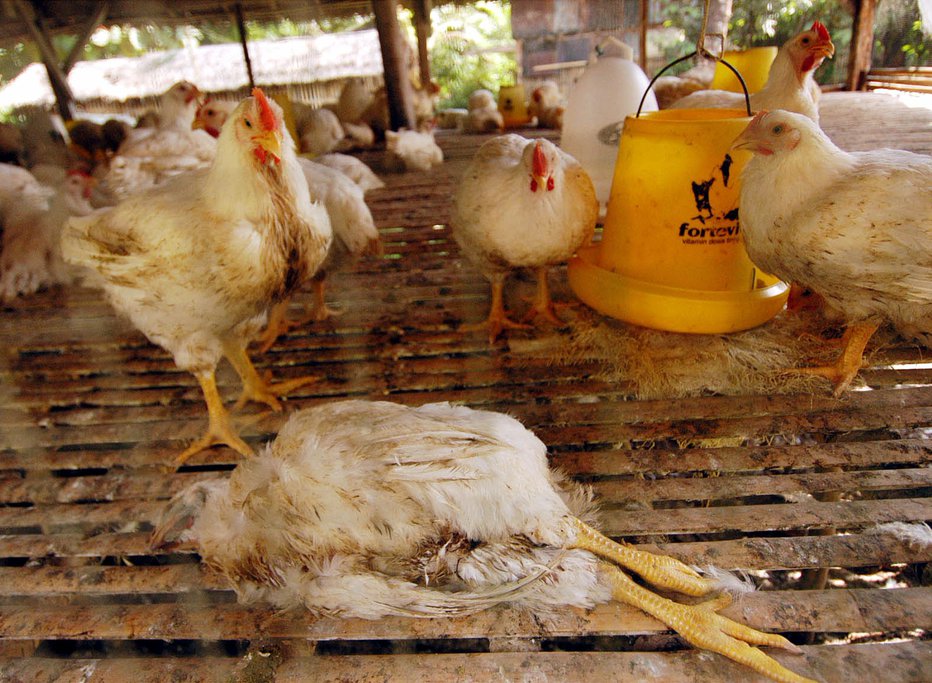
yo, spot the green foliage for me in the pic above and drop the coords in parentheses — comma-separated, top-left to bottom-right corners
(427, 1, 517, 109)
(657, 0, 929, 83)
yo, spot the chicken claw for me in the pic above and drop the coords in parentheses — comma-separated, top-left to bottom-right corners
(462, 278, 529, 342)
(223, 341, 318, 411)
(176, 370, 254, 465)
(254, 301, 304, 353)
(790, 319, 880, 397)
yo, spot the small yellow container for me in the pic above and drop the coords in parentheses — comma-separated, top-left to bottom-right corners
(498, 84, 531, 128)
(709, 47, 778, 94)
(569, 107, 789, 333)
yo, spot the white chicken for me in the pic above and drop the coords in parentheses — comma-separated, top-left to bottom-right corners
(298, 107, 345, 157)
(313, 153, 385, 193)
(384, 129, 443, 172)
(255, 157, 381, 351)
(452, 135, 598, 342)
(733, 109, 932, 395)
(193, 101, 383, 194)
(152, 399, 814, 683)
(137, 81, 202, 132)
(61, 89, 332, 464)
(463, 88, 504, 134)
(528, 80, 564, 129)
(671, 22, 835, 123)
(0, 171, 94, 301)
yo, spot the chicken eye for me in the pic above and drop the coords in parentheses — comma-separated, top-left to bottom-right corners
(244, 119, 253, 129)
(801, 37, 810, 44)
(772, 124, 784, 135)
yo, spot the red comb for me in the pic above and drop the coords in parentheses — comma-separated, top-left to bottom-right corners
(532, 140, 547, 176)
(67, 169, 91, 178)
(811, 21, 830, 41)
(252, 88, 277, 132)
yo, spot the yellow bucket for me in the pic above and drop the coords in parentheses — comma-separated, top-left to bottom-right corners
(569, 108, 789, 333)
(498, 84, 531, 128)
(710, 47, 778, 94)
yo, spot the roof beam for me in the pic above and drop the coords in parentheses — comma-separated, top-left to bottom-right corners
(234, 1, 256, 89)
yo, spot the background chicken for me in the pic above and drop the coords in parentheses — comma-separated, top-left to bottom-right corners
(452, 135, 598, 341)
(528, 80, 564, 129)
(61, 89, 332, 464)
(298, 106, 345, 157)
(256, 157, 381, 351)
(463, 88, 504, 134)
(0, 171, 94, 302)
(135, 80, 202, 132)
(385, 128, 443, 172)
(670, 22, 835, 123)
(734, 109, 932, 395)
(152, 399, 814, 683)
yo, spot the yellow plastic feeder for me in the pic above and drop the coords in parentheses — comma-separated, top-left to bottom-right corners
(497, 84, 531, 128)
(709, 47, 778, 94)
(568, 108, 789, 334)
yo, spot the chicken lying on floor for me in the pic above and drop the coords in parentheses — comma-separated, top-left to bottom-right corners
(734, 109, 932, 395)
(61, 89, 332, 463)
(452, 135, 598, 342)
(152, 399, 815, 683)
(671, 22, 835, 123)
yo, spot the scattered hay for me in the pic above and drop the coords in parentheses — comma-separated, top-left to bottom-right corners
(511, 306, 894, 400)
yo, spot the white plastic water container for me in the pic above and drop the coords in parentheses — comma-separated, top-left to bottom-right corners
(561, 38, 658, 208)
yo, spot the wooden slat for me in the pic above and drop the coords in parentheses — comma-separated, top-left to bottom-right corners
(0, 587, 929, 641)
(2, 642, 929, 683)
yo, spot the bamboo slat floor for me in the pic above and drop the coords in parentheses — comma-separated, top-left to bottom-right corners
(1, 91, 930, 682)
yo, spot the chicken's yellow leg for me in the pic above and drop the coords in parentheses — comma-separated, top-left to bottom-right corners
(222, 341, 319, 412)
(461, 276, 529, 342)
(794, 319, 880, 397)
(568, 518, 715, 596)
(176, 370, 253, 465)
(522, 266, 569, 326)
(601, 565, 814, 683)
(254, 300, 303, 354)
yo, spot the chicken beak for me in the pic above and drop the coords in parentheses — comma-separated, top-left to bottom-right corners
(813, 40, 835, 59)
(253, 129, 282, 165)
(192, 117, 206, 132)
(731, 129, 771, 156)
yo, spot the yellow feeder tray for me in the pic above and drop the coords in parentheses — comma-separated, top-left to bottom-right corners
(569, 245, 789, 334)
(709, 47, 778, 94)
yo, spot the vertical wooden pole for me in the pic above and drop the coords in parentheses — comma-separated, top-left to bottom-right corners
(235, 2, 255, 89)
(847, 0, 877, 90)
(13, 0, 75, 120)
(412, 0, 432, 88)
(638, 0, 648, 70)
(372, 0, 416, 130)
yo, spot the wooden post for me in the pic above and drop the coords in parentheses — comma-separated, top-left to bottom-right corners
(63, 1, 109, 74)
(372, 0, 416, 130)
(234, 2, 256, 89)
(638, 0, 648, 70)
(13, 0, 76, 120)
(847, 0, 877, 90)
(412, 0, 432, 88)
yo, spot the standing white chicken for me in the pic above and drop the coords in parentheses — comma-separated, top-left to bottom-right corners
(671, 22, 835, 123)
(255, 157, 381, 352)
(61, 89, 332, 464)
(0, 171, 94, 301)
(733, 109, 932, 395)
(452, 135, 598, 342)
(153, 399, 814, 683)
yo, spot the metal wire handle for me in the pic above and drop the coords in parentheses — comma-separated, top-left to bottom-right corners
(636, 52, 751, 117)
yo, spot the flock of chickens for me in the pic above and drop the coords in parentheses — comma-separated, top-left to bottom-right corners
(0, 20, 929, 683)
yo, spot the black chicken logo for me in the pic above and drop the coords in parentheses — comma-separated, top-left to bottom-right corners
(678, 154, 741, 244)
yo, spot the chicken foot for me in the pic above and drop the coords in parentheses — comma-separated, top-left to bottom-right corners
(522, 266, 572, 327)
(254, 301, 304, 353)
(222, 341, 319, 412)
(568, 520, 812, 683)
(601, 565, 814, 683)
(176, 370, 253, 465)
(792, 319, 880, 397)
(462, 276, 529, 343)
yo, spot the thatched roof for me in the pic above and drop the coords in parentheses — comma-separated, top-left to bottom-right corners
(0, 28, 383, 110)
